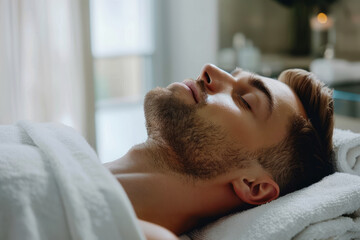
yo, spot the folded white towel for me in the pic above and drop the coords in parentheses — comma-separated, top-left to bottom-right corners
(333, 128, 360, 176)
(310, 58, 360, 84)
(186, 172, 360, 240)
(0, 121, 145, 240)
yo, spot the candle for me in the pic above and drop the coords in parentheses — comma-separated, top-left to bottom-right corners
(310, 12, 336, 57)
(310, 12, 334, 31)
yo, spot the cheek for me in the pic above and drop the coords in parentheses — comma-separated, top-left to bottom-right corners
(200, 94, 241, 124)
(196, 99, 258, 147)
(207, 93, 235, 108)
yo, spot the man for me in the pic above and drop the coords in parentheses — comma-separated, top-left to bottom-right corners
(105, 64, 334, 239)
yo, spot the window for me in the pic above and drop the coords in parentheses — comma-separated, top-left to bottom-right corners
(90, 0, 153, 162)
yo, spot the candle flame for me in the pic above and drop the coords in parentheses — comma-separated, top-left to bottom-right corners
(317, 13, 328, 24)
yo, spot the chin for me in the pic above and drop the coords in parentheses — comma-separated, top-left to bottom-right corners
(144, 87, 194, 137)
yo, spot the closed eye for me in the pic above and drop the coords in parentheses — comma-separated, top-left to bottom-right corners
(238, 95, 252, 111)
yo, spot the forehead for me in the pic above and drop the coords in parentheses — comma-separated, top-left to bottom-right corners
(262, 75, 307, 119)
(233, 70, 305, 117)
(233, 70, 282, 90)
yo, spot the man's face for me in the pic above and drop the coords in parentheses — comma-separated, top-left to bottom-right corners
(144, 64, 306, 179)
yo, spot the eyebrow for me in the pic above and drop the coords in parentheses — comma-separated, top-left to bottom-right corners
(248, 75, 274, 118)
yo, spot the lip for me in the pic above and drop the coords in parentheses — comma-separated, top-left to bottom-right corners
(183, 80, 200, 103)
(170, 82, 196, 104)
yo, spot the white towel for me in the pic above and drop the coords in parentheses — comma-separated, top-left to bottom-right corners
(186, 172, 360, 240)
(310, 58, 360, 84)
(333, 128, 360, 176)
(0, 121, 145, 240)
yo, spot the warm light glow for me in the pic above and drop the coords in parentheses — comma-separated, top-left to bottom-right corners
(317, 13, 328, 24)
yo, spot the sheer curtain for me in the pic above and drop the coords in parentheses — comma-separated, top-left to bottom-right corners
(0, 0, 96, 147)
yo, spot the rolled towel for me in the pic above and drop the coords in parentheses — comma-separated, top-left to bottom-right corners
(310, 58, 360, 84)
(333, 128, 360, 176)
(184, 172, 360, 240)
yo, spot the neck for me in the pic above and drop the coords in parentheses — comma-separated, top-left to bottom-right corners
(104, 140, 243, 235)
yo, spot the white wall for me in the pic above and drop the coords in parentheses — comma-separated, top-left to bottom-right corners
(153, 0, 219, 87)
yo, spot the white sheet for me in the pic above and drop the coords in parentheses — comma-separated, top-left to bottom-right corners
(0, 121, 145, 240)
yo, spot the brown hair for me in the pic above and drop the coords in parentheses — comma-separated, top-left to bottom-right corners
(257, 69, 335, 196)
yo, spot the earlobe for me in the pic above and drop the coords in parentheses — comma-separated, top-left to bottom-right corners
(232, 176, 280, 205)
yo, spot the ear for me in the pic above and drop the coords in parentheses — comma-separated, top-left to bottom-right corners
(232, 176, 280, 205)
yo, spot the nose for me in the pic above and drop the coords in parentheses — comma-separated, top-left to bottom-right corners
(198, 64, 235, 93)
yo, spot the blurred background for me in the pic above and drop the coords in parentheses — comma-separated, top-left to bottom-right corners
(1, 0, 359, 163)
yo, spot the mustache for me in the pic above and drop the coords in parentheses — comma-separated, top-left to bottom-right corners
(196, 80, 208, 103)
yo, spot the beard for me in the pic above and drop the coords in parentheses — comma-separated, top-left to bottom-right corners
(143, 85, 249, 180)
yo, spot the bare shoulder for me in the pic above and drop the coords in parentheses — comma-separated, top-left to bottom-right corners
(138, 219, 179, 240)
